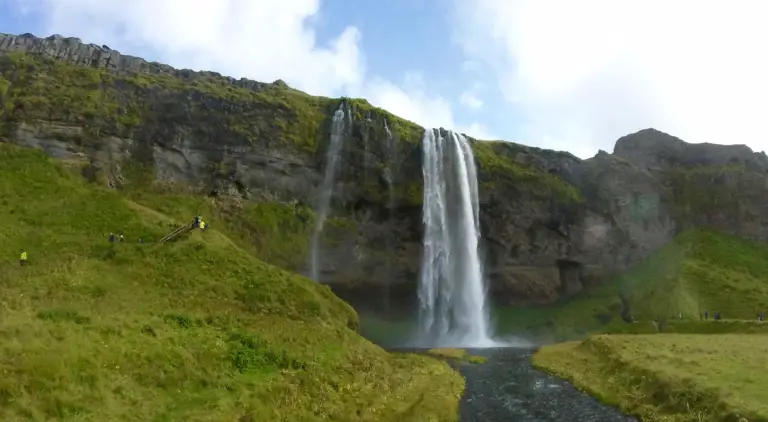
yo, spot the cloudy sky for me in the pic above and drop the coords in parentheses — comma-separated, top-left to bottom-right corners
(1, 0, 767, 158)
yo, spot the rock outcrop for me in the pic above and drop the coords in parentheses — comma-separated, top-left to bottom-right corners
(2, 32, 768, 309)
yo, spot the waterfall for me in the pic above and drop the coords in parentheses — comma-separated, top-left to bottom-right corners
(309, 105, 346, 281)
(417, 128, 493, 347)
(383, 119, 397, 316)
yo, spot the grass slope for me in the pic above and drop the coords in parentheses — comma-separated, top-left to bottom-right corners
(0, 144, 463, 421)
(533, 334, 768, 421)
(496, 229, 768, 341)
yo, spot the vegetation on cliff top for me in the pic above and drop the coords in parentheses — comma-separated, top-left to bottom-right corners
(472, 140, 583, 204)
(533, 334, 768, 421)
(0, 52, 334, 154)
(496, 229, 768, 341)
(0, 50, 579, 208)
(0, 144, 464, 421)
(661, 164, 765, 219)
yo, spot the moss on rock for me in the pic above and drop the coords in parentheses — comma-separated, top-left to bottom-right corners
(472, 140, 583, 204)
(0, 52, 336, 154)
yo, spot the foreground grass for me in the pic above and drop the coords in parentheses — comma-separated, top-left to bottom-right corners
(426, 349, 487, 364)
(533, 334, 768, 421)
(0, 144, 463, 421)
(496, 229, 768, 341)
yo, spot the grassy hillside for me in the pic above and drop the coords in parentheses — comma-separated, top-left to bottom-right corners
(533, 334, 768, 421)
(495, 229, 768, 341)
(0, 143, 463, 421)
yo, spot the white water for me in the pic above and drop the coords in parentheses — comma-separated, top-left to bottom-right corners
(309, 105, 346, 281)
(383, 119, 396, 315)
(417, 129, 495, 347)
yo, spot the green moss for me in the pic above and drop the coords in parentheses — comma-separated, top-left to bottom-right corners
(0, 52, 335, 154)
(661, 164, 760, 220)
(472, 140, 583, 203)
(345, 97, 423, 144)
(496, 229, 768, 341)
(362, 179, 423, 208)
(426, 349, 487, 365)
(0, 143, 464, 420)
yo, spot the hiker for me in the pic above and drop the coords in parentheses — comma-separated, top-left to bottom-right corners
(118, 233, 125, 242)
(714, 312, 721, 321)
(200, 220, 207, 231)
(759, 312, 764, 322)
(109, 232, 115, 243)
(139, 237, 144, 244)
(19, 249, 27, 266)
(704, 310, 708, 320)
(194, 215, 202, 228)
(678, 312, 683, 320)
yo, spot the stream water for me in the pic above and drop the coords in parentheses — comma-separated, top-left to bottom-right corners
(456, 347, 636, 422)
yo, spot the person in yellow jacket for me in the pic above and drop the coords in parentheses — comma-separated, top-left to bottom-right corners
(20, 249, 27, 266)
(200, 220, 207, 231)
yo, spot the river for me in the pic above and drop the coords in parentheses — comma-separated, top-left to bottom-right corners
(456, 347, 636, 422)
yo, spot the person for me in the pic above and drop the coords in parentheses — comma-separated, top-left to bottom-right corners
(704, 310, 708, 320)
(200, 220, 206, 231)
(118, 233, 125, 242)
(109, 232, 115, 243)
(20, 249, 27, 266)
(139, 237, 144, 244)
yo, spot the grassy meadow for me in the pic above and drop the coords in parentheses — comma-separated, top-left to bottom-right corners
(0, 143, 464, 421)
(533, 333, 768, 421)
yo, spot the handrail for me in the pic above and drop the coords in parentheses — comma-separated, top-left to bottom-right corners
(158, 220, 196, 243)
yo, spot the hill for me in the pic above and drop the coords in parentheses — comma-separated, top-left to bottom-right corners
(0, 143, 463, 421)
(533, 334, 768, 421)
(496, 229, 768, 340)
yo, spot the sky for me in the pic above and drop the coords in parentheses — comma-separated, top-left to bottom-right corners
(1, 0, 768, 159)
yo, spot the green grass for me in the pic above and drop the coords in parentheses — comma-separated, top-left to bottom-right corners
(471, 140, 583, 204)
(426, 349, 487, 365)
(0, 52, 334, 153)
(533, 334, 768, 421)
(0, 143, 464, 421)
(661, 164, 764, 220)
(495, 229, 768, 341)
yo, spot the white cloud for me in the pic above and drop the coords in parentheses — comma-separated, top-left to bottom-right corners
(359, 73, 492, 139)
(453, 0, 768, 158)
(457, 122, 495, 140)
(18, 0, 364, 95)
(13, 0, 480, 137)
(459, 91, 483, 109)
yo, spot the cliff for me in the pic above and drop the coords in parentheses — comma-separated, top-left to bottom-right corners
(2, 32, 767, 308)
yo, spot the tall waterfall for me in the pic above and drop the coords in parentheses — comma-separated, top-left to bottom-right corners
(383, 119, 397, 316)
(417, 128, 493, 347)
(309, 104, 346, 281)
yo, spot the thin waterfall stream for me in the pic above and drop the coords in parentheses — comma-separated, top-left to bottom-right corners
(309, 104, 347, 282)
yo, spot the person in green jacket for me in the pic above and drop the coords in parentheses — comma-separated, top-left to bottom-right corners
(20, 249, 27, 266)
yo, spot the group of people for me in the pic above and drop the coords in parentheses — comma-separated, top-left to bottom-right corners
(703, 310, 764, 322)
(108, 232, 126, 243)
(194, 215, 207, 231)
(16, 215, 209, 268)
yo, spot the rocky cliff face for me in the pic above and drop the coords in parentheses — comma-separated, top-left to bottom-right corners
(2, 32, 768, 309)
